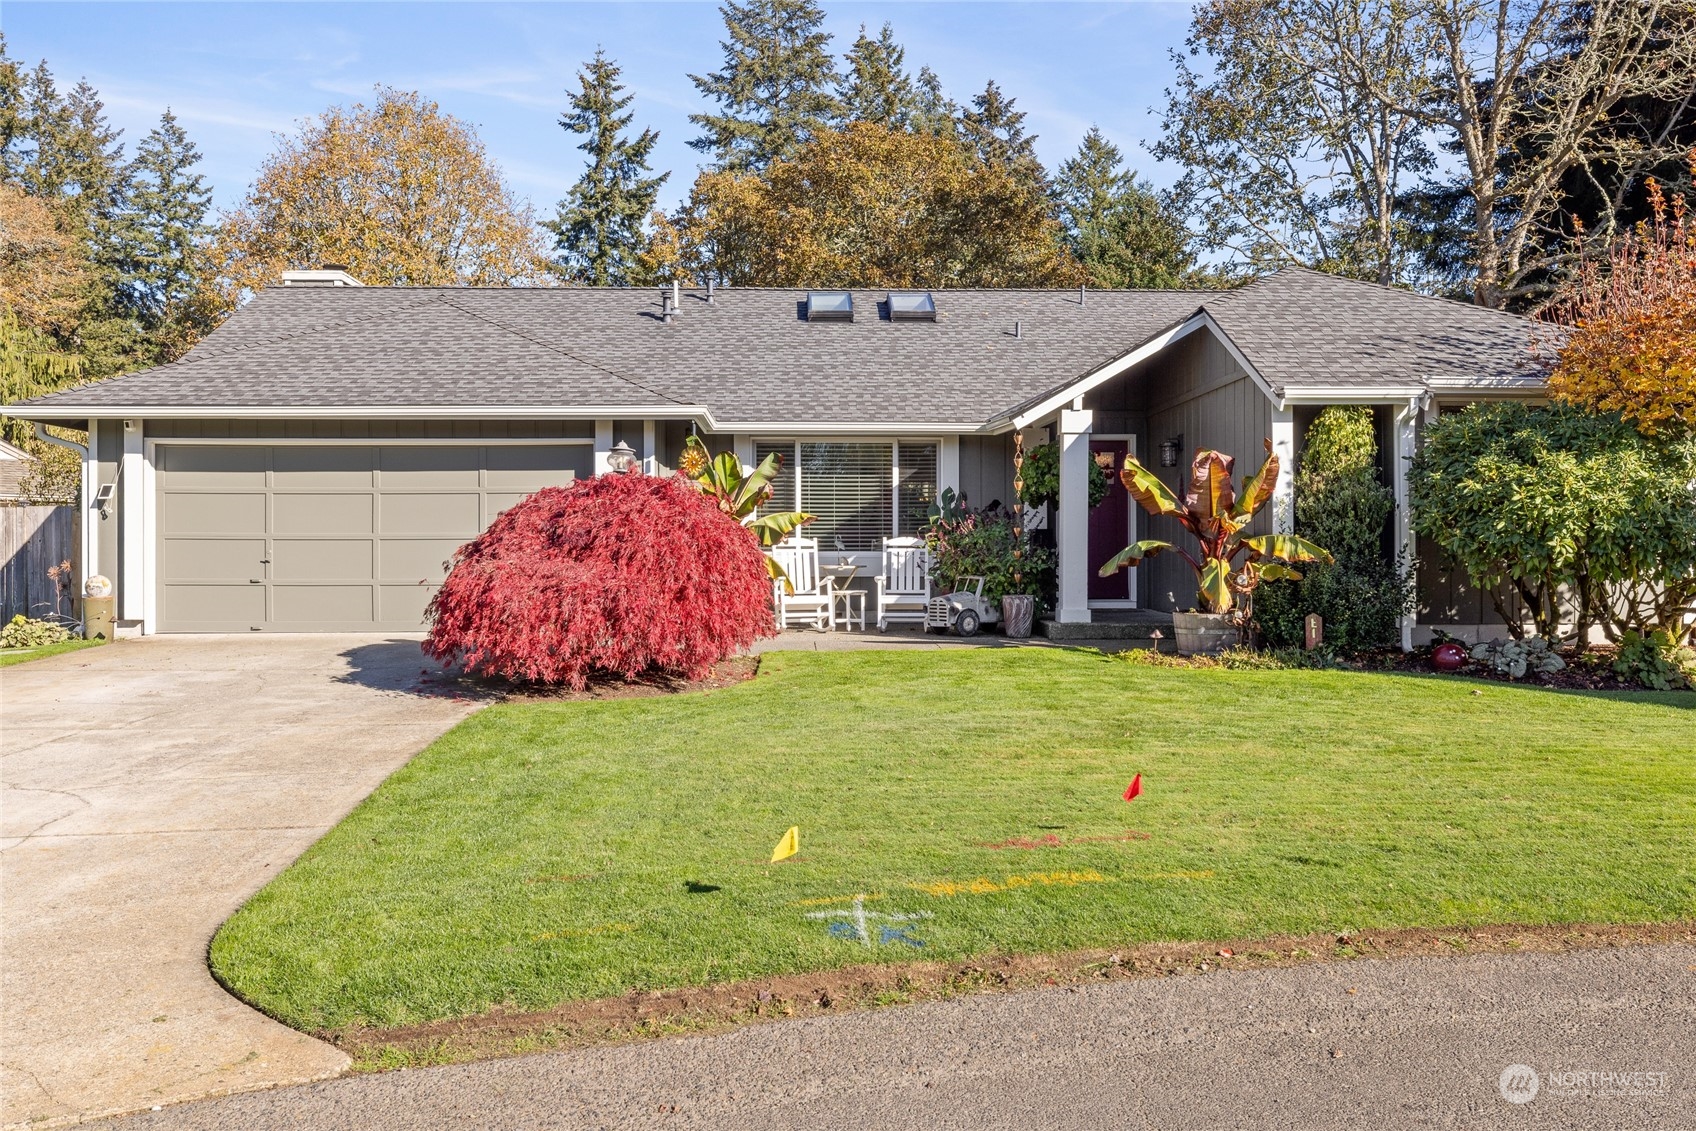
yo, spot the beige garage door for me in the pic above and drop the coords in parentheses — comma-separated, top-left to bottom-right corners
(157, 443, 593, 632)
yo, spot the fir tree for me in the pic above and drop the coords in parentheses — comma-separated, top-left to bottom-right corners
(960, 80, 1040, 181)
(546, 51, 669, 286)
(115, 109, 215, 342)
(911, 67, 957, 138)
(838, 24, 918, 129)
(688, 0, 842, 173)
(1053, 126, 1195, 289)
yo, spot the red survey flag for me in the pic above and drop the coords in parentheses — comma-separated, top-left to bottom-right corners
(1123, 774, 1143, 801)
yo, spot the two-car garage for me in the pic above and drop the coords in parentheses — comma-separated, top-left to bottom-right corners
(155, 441, 592, 632)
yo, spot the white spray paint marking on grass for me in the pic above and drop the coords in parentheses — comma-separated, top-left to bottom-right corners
(805, 893, 932, 947)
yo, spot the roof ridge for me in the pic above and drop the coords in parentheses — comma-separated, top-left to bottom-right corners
(1269, 264, 1541, 325)
(432, 294, 689, 406)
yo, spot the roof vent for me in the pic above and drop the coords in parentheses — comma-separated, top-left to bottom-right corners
(886, 291, 936, 322)
(806, 290, 854, 322)
(280, 267, 363, 287)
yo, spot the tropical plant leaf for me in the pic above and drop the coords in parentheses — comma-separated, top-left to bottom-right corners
(1233, 438, 1280, 519)
(1241, 533, 1333, 563)
(1184, 449, 1237, 522)
(748, 511, 815, 546)
(1119, 458, 1183, 518)
(765, 554, 796, 594)
(1196, 558, 1233, 612)
(1256, 562, 1305, 582)
(1097, 539, 1176, 577)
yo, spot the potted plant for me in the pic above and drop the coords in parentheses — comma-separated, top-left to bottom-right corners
(924, 490, 1054, 636)
(1098, 440, 1330, 654)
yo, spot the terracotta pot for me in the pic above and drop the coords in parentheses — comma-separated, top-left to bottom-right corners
(1001, 594, 1035, 639)
(1172, 610, 1236, 655)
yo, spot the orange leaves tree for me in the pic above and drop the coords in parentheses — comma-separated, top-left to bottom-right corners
(1547, 160, 1696, 437)
(215, 88, 549, 296)
(655, 122, 1081, 287)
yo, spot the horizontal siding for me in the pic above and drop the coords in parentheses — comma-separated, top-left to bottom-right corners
(145, 419, 596, 440)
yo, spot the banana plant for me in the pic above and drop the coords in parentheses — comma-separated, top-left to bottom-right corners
(1097, 439, 1331, 614)
(681, 435, 814, 589)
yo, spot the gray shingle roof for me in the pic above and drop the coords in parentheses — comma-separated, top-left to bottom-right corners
(12, 268, 1551, 425)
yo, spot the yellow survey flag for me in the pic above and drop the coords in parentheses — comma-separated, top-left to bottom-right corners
(771, 825, 799, 862)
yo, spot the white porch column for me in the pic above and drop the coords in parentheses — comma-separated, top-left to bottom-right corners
(642, 419, 657, 475)
(593, 419, 614, 475)
(938, 435, 960, 498)
(1270, 406, 1296, 534)
(120, 419, 145, 625)
(1056, 407, 1094, 624)
(1392, 397, 1421, 652)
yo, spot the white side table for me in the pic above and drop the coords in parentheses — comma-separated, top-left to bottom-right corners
(831, 588, 866, 631)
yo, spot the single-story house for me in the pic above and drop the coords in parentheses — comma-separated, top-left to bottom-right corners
(10, 266, 1548, 644)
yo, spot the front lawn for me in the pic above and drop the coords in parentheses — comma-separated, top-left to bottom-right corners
(211, 649, 1693, 1034)
(0, 638, 104, 667)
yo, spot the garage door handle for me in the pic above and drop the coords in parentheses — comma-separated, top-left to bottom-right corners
(249, 578, 264, 583)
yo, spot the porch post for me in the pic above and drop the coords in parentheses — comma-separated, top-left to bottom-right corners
(1392, 397, 1421, 652)
(1056, 406, 1094, 624)
(593, 419, 614, 475)
(1270, 406, 1295, 534)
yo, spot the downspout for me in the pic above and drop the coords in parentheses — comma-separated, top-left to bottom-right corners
(33, 421, 96, 589)
(1392, 396, 1425, 653)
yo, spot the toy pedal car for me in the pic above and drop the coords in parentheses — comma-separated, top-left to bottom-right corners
(925, 576, 1002, 636)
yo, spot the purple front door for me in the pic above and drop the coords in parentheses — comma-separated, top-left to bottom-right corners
(1088, 440, 1132, 602)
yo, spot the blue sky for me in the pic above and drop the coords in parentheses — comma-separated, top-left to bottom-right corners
(6, 2, 1198, 219)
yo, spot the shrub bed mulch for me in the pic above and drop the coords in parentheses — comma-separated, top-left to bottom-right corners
(414, 656, 761, 703)
(326, 920, 1696, 1071)
(1363, 646, 1685, 693)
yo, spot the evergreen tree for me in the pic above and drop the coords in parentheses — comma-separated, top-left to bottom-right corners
(688, 0, 842, 173)
(546, 51, 669, 286)
(959, 80, 1041, 182)
(114, 108, 215, 354)
(911, 66, 957, 138)
(838, 24, 918, 129)
(1053, 127, 1195, 289)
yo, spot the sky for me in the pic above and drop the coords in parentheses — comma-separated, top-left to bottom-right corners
(4, 1, 1199, 220)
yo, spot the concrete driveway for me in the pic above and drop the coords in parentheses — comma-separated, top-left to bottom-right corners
(0, 635, 478, 1129)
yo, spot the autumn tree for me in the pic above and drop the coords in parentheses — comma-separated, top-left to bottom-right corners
(546, 51, 668, 286)
(1547, 163, 1696, 436)
(665, 122, 1081, 287)
(215, 87, 549, 295)
(1054, 127, 1197, 289)
(1155, 0, 1436, 286)
(688, 0, 842, 173)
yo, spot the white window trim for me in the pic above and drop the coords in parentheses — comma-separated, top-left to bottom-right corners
(752, 436, 944, 550)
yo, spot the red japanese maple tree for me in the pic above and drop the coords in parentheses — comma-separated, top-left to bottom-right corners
(424, 472, 774, 688)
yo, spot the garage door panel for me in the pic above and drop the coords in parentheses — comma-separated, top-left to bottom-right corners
(161, 492, 266, 536)
(159, 445, 267, 485)
(272, 538, 375, 582)
(379, 538, 462, 582)
(162, 538, 265, 581)
(162, 583, 265, 628)
(379, 583, 437, 625)
(273, 445, 376, 487)
(379, 447, 480, 487)
(272, 584, 375, 625)
(380, 492, 479, 536)
(274, 493, 373, 535)
(484, 444, 592, 488)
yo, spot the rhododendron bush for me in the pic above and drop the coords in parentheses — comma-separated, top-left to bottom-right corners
(424, 472, 774, 688)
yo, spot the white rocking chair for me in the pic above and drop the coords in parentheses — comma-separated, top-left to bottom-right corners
(875, 536, 932, 631)
(768, 536, 834, 630)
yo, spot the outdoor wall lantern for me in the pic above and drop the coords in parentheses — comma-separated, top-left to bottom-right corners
(607, 441, 640, 474)
(1159, 437, 1184, 467)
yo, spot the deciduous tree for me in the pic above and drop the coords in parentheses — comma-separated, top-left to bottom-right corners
(688, 0, 842, 173)
(214, 87, 549, 295)
(546, 51, 668, 286)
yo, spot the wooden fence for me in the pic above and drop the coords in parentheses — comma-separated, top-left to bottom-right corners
(1, 505, 77, 622)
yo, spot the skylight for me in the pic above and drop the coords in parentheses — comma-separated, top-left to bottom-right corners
(806, 290, 854, 321)
(886, 291, 937, 321)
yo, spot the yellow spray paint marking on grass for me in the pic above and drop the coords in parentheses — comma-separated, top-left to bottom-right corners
(794, 892, 885, 907)
(910, 870, 1112, 898)
(531, 923, 635, 942)
(1127, 870, 1216, 881)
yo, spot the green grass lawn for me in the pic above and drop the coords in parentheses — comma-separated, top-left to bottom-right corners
(0, 638, 104, 667)
(211, 649, 1694, 1034)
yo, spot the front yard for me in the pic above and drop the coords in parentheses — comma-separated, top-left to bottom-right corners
(211, 649, 1693, 1040)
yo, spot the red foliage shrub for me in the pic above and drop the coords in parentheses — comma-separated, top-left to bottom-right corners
(424, 472, 774, 688)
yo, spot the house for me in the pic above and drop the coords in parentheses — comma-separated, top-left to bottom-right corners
(0, 438, 38, 502)
(9, 266, 1549, 644)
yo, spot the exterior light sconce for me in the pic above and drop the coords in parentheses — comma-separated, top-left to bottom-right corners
(1159, 437, 1184, 468)
(607, 440, 640, 475)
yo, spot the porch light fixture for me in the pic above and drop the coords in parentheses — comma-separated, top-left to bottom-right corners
(607, 441, 640, 474)
(1159, 437, 1183, 468)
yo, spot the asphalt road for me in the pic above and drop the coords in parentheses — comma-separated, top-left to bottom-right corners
(99, 944, 1694, 1131)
